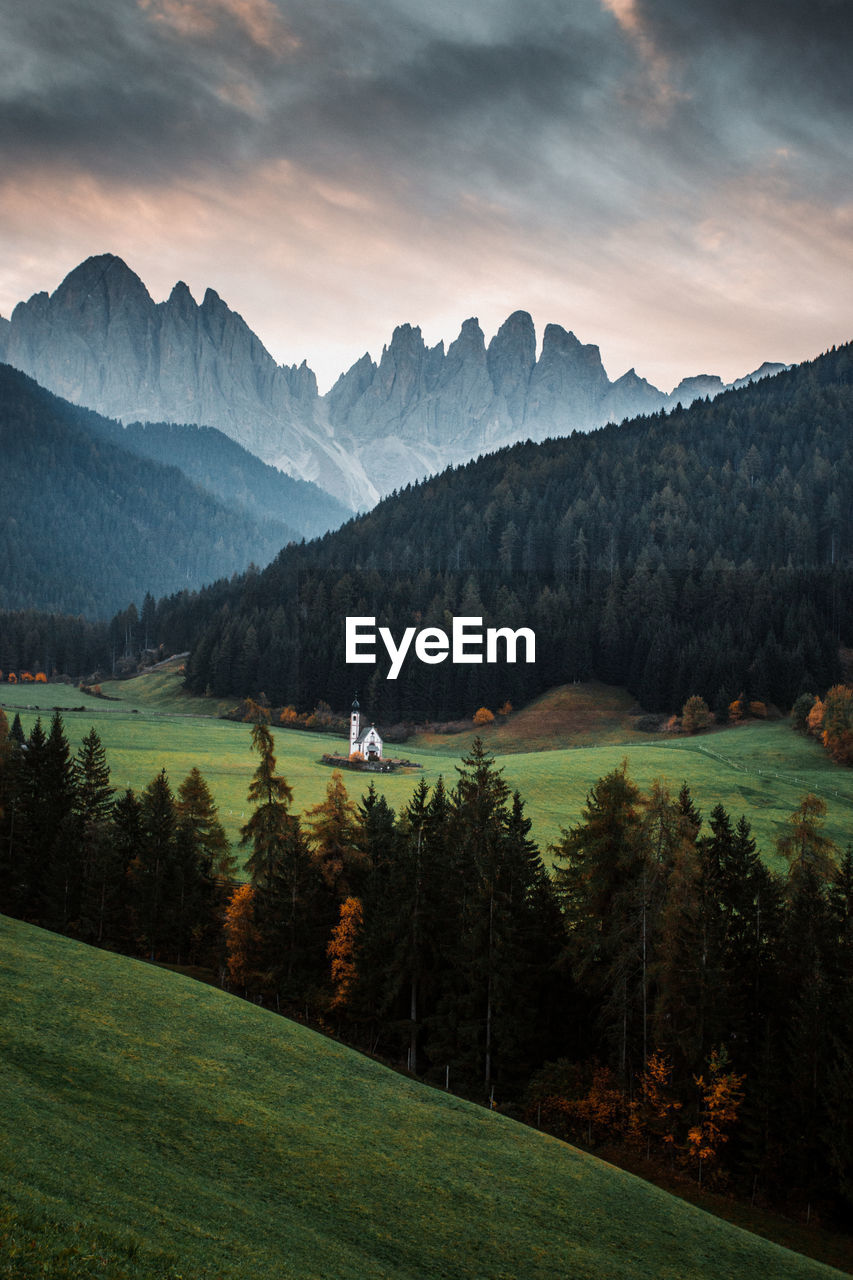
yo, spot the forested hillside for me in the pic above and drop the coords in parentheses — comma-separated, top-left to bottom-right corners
(115, 420, 350, 539)
(0, 365, 299, 617)
(2, 712, 852, 1231)
(151, 344, 853, 718)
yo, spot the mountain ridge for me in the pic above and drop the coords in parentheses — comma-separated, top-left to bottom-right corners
(2, 254, 787, 507)
(0, 362, 303, 617)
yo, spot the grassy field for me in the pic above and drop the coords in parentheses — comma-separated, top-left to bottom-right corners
(3, 677, 852, 867)
(1, 914, 849, 1280)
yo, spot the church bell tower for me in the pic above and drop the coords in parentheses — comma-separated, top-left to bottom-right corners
(350, 696, 360, 754)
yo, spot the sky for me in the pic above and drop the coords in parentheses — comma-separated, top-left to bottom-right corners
(1, 0, 852, 393)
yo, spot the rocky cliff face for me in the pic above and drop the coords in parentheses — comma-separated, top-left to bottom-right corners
(3, 255, 787, 508)
(6, 255, 376, 509)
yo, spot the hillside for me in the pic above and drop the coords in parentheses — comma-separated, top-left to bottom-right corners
(115, 421, 350, 540)
(148, 343, 853, 719)
(0, 365, 298, 618)
(1, 915, 847, 1280)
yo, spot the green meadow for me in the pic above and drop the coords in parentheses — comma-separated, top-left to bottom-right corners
(2, 677, 852, 868)
(1, 914, 848, 1280)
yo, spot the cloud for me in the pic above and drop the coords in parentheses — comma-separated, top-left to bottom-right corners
(138, 0, 299, 54)
(0, 0, 851, 394)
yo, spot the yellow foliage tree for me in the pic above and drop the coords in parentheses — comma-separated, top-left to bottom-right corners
(327, 896, 363, 1011)
(630, 1052, 683, 1156)
(821, 684, 853, 765)
(806, 696, 825, 735)
(571, 1066, 626, 1146)
(686, 1047, 745, 1186)
(224, 883, 261, 988)
(473, 706, 495, 725)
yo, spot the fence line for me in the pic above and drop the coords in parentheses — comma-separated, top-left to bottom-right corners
(642, 739, 853, 810)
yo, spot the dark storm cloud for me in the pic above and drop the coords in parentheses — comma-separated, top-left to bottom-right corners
(639, 0, 853, 110)
(0, 0, 284, 180)
(632, 0, 853, 192)
(0, 0, 636, 207)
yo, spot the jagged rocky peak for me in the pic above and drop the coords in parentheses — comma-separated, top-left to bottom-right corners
(326, 352, 378, 419)
(524, 323, 611, 436)
(166, 280, 196, 313)
(669, 373, 725, 404)
(50, 252, 154, 316)
(486, 311, 536, 421)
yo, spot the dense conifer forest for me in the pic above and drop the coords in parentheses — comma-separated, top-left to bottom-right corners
(1, 709, 851, 1224)
(0, 364, 299, 617)
(113, 420, 350, 540)
(158, 343, 853, 718)
(3, 344, 853, 720)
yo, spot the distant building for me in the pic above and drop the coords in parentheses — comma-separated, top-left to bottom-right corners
(349, 696, 383, 761)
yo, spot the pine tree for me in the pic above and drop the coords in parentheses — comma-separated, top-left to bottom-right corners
(553, 762, 647, 1085)
(74, 727, 115, 942)
(177, 766, 233, 878)
(240, 722, 294, 892)
(39, 712, 80, 932)
(129, 770, 179, 959)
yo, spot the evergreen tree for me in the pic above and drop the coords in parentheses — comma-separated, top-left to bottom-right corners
(553, 762, 647, 1085)
(129, 770, 179, 959)
(177, 766, 233, 878)
(240, 722, 294, 893)
(74, 727, 115, 942)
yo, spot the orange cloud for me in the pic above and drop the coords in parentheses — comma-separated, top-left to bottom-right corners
(138, 0, 299, 55)
(600, 0, 684, 114)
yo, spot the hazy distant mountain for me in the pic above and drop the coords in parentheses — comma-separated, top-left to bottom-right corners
(325, 313, 785, 493)
(0, 364, 299, 617)
(2, 255, 786, 507)
(116, 421, 350, 540)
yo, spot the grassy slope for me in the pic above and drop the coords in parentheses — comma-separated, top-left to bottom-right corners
(1, 915, 848, 1280)
(3, 678, 852, 865)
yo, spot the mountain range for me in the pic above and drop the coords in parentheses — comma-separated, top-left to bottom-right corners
(0, 255, 785, 509)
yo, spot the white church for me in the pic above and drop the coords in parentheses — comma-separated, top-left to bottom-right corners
(349, 696, 383, 761)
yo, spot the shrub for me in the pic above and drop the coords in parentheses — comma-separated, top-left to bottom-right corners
(473, 707, 495, 725)
(791, 692, 815, 733)
(682, 695, 713, 734)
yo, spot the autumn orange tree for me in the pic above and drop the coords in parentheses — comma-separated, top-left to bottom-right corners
(224, 883, 262, 987)
(327, 895, 363, 1012)
(630, 1052, 683, 1158)
(685, 1047, 745, 1186)
(820, 684, 853, 765)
